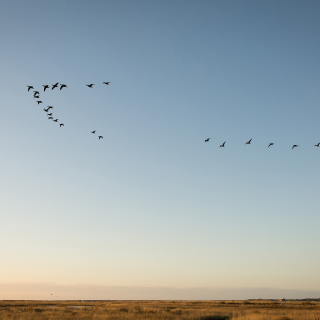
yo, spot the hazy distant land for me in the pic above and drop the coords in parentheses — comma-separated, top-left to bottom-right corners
(1, 299, 320, 319)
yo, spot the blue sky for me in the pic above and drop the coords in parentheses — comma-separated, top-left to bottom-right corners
(0, 0, 320, 299)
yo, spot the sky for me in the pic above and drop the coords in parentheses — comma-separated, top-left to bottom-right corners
(0, 0, 320, 300)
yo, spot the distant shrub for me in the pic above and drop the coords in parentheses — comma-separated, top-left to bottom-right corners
(119, 307, 129, 312)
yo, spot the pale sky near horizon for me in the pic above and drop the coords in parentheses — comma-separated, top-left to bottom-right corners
(1, 0, 320, 300)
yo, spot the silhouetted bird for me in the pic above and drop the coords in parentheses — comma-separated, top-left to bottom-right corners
(52, 82, 59, 90)
(220, 141, 226, 147)
(37, 101, 43, 105)
(48, 117, 53, 120)
(103, 82, 110, 85)
(34, 95, 40, 99)
(53, 119, 58, 122)
(47, 113, 52, 116)
(60, 84, 67, 90)
(292, 145, 298, 149)
(268, 143, 274, 148)
(60, 123, 64, 127)
(43, 85, 49, 91)
(314, 143, 320, 147)
(33, 91, 39, 95)
(47, 106, 53, 110)
(43, 108, 49, 112)
(99, 136, 103, 140)
(86, 84, 94, 88)
(205, 138, 210, 142)
(245, 139, 252, 145)
(27, 85, 34, 92)
(91, 131, 96, 134)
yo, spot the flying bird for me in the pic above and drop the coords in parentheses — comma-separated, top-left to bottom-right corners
(314, 143, 320, 147)
(103, 82, 110, 85)
(91, 131, 96, 134)
(37, 101, 43, 105)
(52, 82, 59, 90)
(47, 113, 52, 116)
(86, 84, 94, 88)
(98, 136, 103, 140)
(48, 117, 53, 120)
(43, 85, 49, 91)
(60, 84, 67, 90)
(205, 138, 210, 143)
(245, 139, 252, 145)
(43, 108, 49, 112)
(47, 106, 53, 110)
(53, 119, 58, 122)
(27, 85, 34, 92)
(292, 145, 298, 149)
(268, 143, 274, 148)
(34, 95, 40, 99)
(60, 123, 64, 127)
(220, 141, 226, 147)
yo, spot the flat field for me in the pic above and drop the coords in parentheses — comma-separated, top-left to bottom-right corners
(1, 299, 320, 320)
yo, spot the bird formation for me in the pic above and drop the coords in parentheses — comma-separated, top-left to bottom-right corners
(27, 82, 110, 139)
(28, 82, 318, 148)
(204, 139, 320, 149)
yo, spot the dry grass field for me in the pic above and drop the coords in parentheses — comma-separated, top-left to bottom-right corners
(0, 299, 320, 320)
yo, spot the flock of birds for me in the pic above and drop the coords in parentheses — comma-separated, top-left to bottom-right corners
(204, 138, 320, 149)
(27, 82, 319, 149)
(27, 82, 111, 140)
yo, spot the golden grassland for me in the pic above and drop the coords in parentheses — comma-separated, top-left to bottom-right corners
(1, 299, 320, 320)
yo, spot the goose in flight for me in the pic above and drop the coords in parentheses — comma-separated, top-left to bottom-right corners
(268, 143, 274, 148)
(98, 136, 103, 140)
(220, 141, 226, 147)
(314, 143, 320, 147)
(47, 106, 53, 110)
(53, 119, 58, 122)
(52, 82, 59, 90)
(33, 90, 40, 95)
(34, 95, 40, 99)
(43, 107, 50, 112)
(60, 84, 67, 90)
(47, 113, 52, 116)
(48, 117, 53, 120)
(205, 138, 210, 143)
(292, 145, 298, 149)
(37, 101, 43, 105)
(103, 82, 110, 85)
(43, 85, 49, 91)
(27, 85, 34, 92)
(86, 84, 94, 88)
(245, 139, 252, 145)
(60, 123, 64, 127)
(91, 131, 96, 134)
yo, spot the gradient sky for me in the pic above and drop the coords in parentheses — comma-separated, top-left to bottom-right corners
(1, 0, 320, 300)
